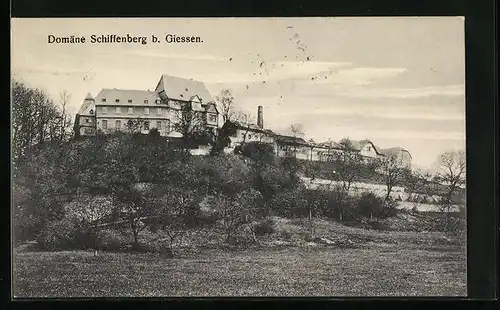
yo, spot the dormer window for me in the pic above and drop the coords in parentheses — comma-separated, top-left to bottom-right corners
(144, 100, 148, 104)
(155, 99, 160, 104)
(115, 99, 120, 103)
(180, 94, 184, 98)
(101, 98, 106, 102)
(128, 99, 132, 103)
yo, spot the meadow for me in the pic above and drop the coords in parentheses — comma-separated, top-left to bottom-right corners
(13, 214, 467, 297)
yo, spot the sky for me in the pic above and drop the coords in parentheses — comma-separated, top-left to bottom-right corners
(11, 17, 465, 170)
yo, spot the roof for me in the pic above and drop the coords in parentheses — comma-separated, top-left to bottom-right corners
(155, 74, 214, 103)
(84, 93, 94, 100)
(275, 134, 309, 146)
(94, 89, 160, 105)
(227, 121, 275, 135)
(314, 141, 342, 149)
(348, 139, 372, 151)
(379, 147, 412, 158)
(77, 100, 95, 115)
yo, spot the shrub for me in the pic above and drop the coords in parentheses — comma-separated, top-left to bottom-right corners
(278, 230, 292, 241)
(380, 199, 399, 218)
(253, 218, 276, 236)
(355, 192, 384, 219)
(239, 142, 275, 164)
(36, 216, 99, 251)
(368, 220, 391, 231)
(97, 229, 130, 252)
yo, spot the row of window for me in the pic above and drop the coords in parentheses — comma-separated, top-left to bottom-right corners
(101, 98, 161, 104)
(99, 106, 164, 115)
(100, 119, 170, 131)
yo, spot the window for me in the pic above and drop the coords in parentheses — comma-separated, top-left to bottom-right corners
(89, 109, 94, 115)
(128, 99, 132, 103)
(84, 128, 93, 134)
(208, 114, 217, 123)
(144, 100, 148, 104)
(101, 98, 106, 102)
(115, 99, 120, 103)
(157, 107, 162, 116)
(144, 107, 150, 115)
(85, 118, 90, 123)
(248, 134, 252, 139)
(156, 121, 162, 130)
(241, 133, 245, 138)
(116, 107, 121, 114)
(102, 120, 108, 129)
(144, 121, 150, 130)
(101, 106, 107, 114)
(115, 120, 121, 129)
(128, 107, 133, 114)
(367, 146, 371, 151)
(155, 99, 161, 104)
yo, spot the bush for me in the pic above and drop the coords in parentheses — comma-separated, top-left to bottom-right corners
(368, 220, 391, 231)
(239, 142, 275, 164)
(278, 230, 292, 241)
(355, 192, 384, 219)
(36, 216, 99, 251)
(355, 193, 398, 220)
(97, 229, 130, 252)
(380, 199, 399, 218)
(253, 218, 275, 236)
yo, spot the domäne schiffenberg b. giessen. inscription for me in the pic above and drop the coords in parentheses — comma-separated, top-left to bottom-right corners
(47, 34, 203, 45)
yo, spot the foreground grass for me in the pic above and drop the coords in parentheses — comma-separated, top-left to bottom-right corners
(13, 241, 466, 297)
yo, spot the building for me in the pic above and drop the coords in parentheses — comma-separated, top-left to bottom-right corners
(73, 74, 222, 138)
(73, 93, 97, 136)
(274, 135, 311, 160)
(310, 141, 343, 161)
(220, 105, 276, 153)
(378, 147, 412, 169)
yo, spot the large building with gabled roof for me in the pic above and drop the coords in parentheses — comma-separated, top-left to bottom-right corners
(73, 75, 222, 138)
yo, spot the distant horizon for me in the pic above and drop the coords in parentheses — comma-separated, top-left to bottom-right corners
(11, 17, 465, 170)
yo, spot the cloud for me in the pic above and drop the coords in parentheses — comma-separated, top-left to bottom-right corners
(187, 60, 351, 84)
(333, 84, 465, 98)
(310, 67, 407, 86)
(123, 49, 228, 62)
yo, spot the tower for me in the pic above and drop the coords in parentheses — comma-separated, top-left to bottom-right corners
(257, 106, 263, 128)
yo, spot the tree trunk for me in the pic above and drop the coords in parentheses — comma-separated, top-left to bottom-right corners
(385, 185, 393, 201)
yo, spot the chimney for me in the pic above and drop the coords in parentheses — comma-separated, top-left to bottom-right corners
(257, 106, 264, 128)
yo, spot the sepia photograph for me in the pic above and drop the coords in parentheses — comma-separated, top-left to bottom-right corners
(11, 17, 466, 297)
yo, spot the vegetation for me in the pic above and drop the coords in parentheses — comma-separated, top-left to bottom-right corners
(11, 82, 466, 297)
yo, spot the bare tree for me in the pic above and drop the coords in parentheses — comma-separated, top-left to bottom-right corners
(112, 185, 154, 248)
(12, 80, 65, 159)
(403, 168, 432, 211)
(214, 189, 262, 244)
(333, 138, 365, 192)
(125, 118, 146, 133)
(328, 138, 366, 222)
(378, 153, 409, 201)
(436, 150, 466, 212)
(233, 110, 254, 126)
(289, 124, 305, 138)
(57, 90, 73, 141)
(172, 103, 206, 149)
(215, 89, 235, 123)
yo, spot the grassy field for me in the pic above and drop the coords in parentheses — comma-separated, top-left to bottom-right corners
(12, 216, 467, 297)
